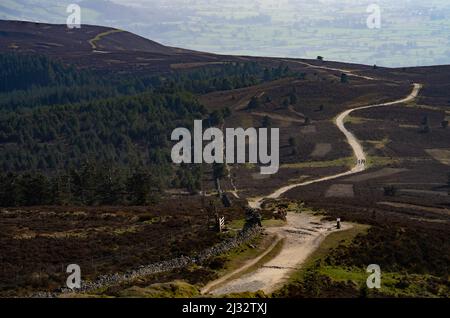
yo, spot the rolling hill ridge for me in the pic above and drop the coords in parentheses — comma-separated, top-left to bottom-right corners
(0, 19, 231, 73)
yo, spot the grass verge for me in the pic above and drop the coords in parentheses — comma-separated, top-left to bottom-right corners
(281, 157, 354, 169)
(283, 223, 370, 285)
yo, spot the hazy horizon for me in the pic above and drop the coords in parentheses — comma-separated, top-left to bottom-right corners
(2, 0, 450, 67)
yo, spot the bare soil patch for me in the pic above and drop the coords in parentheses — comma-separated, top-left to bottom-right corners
(311, 143, 332, 158)
(206, 212, 351, 295)
(325, 184, 355, 198)
(425, 148, 450, 166)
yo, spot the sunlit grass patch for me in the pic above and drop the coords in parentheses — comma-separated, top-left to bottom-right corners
(281, 157, 354, 169)
(365, 137, 391, 150)
(366, 156, 401, 168)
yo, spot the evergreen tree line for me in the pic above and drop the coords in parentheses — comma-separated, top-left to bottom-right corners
(0, 53, 296, 206)
(0, 53, 161, 111)
(0, 165, 157, 207)
(0, 53, 91, 92)
(0, 53, 294, 111)
(0, 161, 207, 207)
(0, 162, 206, 207)
(170, 62, 293, 94)
(0, 91, 205, 171)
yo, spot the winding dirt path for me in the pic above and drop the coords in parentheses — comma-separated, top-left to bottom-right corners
(88, 29, 123, 50)
(204, 212, 351, 295)
(248, 83, 422, 209)
(284, 59, 376, 80)
(201, 235, 283, 294)
(206, 63, 422, 294)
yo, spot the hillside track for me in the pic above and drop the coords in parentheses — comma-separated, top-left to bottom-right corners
(211, 62, 422, 294)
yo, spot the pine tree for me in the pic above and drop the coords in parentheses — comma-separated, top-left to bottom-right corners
(247, 96, 260, 110)
(289, 92, 298, 105)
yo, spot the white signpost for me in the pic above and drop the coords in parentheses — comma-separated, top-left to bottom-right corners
(218, 217, 225, 232)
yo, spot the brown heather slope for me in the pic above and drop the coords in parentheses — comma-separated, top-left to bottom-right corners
(0, 20, 236, 73)
(1, 20, 449, 297)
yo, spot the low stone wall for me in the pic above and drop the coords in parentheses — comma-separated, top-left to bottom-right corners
(34, 225, 262, 297)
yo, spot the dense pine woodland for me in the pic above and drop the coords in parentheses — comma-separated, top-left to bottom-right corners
(0, 53, 293, 206)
